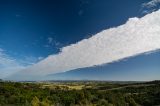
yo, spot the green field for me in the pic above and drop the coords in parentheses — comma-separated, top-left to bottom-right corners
(0, 80, 160, 106)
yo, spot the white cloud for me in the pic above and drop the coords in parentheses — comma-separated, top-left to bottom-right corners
(9, 10, 160, 80)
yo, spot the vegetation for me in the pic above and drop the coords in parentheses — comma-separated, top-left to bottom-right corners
(0, 80, 160, 106)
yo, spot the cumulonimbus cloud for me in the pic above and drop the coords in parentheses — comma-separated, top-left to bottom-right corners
(9, 10, 160, 80)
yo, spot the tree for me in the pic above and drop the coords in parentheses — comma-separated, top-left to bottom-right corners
(126, 97, 137, 106)
(31, 96, 40, 106)
(97, 99, 109, 106)
(41, 98, 51, 106)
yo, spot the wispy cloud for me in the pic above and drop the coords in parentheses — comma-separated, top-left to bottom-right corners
(0, 48, 43, 79)
(0, 48, 26, 78)
(18, 56, 44, 66)
(0, 48, 3, 52)
(9, 10, 160, 80)
(142, 0, 160, 8)
(15, 14, 22, 17)
(78, 10, 84, 16)
(141, 0, 160, 14)
(45, 37, 62, 49)
(48, 37, 53, 44)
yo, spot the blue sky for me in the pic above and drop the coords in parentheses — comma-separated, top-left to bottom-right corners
(0, 0, 147, 58)
(0, 0, 160, 80)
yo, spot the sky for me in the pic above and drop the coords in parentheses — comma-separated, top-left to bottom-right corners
(0, 0, 160, 80)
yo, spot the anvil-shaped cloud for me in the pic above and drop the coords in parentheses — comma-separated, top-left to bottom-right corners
(9, 10, 160, 80)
